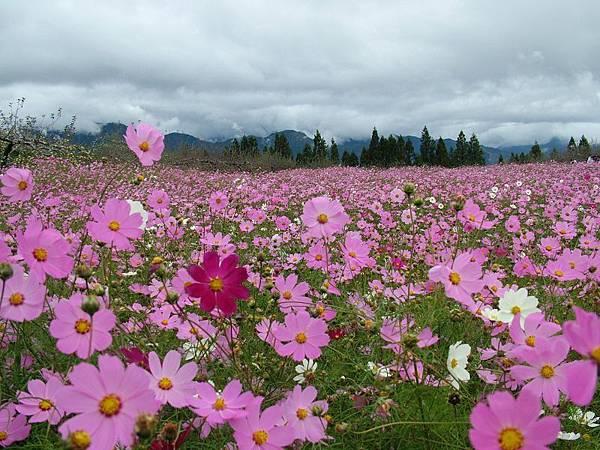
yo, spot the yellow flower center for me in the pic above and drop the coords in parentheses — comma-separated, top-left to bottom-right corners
(349, 251, 357, 258)
(315, 254, 323, 261)
(9, 293, 24, 306)
(209, 277, 224, 292)
(525, 336, 536, 347)
(511, 306, 521, 315)
(468, 213, 476, 222)
(17, 180, 28, 191)
(316, 305, 325, 316)
(69, 430, 91, 449)
(39, 399, 53, 411)
(161, 319, 169, 326)
(33, 247, 48, 262)
(139, 141, 150, 152)
(151, 256, 163, 265)
(252, 430, 269, 445)
(296, 408, 309, 420)
(108, 220, 120, 231)
(158, 377, 173, 390)
(74, 319, 91, 334)
(449, 272, 461, 285)
(213, 397, 226, 410)
(490, 285, 498, 293)
(282, 291, 293, 300)
(450, 358, 458, 369)
(499, 427, 524, 450)
(295, 332, 307, 344)
(545, 245, 553, 251)
(317, 213, 329, 224)
(590, 346, 600, 363)
(98, 394, 121, 417)
(554, 270, 564, 277)
(0, 431, 7, 441)
(540, 365, 554, 378)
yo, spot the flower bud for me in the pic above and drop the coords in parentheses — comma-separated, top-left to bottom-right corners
(166, 291, 180, 304)
(161, 422, 178, 442)
(448, 392, 461, 405)
(0, 262, 13, 281)
(75, 263, 92, 280)
(412, 197, 424, 208)
(135, 413, 157, 439)
(403, 182, 416, 196)
(66, 430, 92, 450)
(81, 295, 101, 316)
(401, 333, 419, 350)
(92, 285, 105, 296)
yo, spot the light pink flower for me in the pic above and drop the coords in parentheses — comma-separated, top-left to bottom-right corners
(124, 123, 164, 166)
(0, 168, 33, 202)
(273, 311, 330, 361)
(87, 198, 143, 250)
(0, 264, 45, 322)
(16, 377, 64, 424)
(191, 379, 253, 426)
(282, 385, 328, 443)
(148, 350, 197, 407)
(301, 196, 349, 238)
(0, 404, 30, 447)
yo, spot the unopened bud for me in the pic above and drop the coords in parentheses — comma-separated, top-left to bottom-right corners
(155, 265, 168, 280)
(0, 262, 13, 281)
(161, 422, 178, 442)
(75, 263, 92, 280)
(135, 413, 157, 439)
(166, 291, 180, 304)
(413, 197, 424, 208)
(66, 430, 92, 449)
(92, 285, 105, 296)
(81, 295, 101, 316)
(448, 392, 461, 405)
(403, 183, 416, 196)
(401, 333, 419, 350)
(335, 422, 349, 433)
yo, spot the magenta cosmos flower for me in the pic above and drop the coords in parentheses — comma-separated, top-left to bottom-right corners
(191, 379, 253, 426)
(87, 198, 143, 250)
(16, 377, 64, 425)
(563, 307, 600, 405)
(57, 354, 160, 450)
(0, 264, 45, 322)
(49, 293, 116, 359)
(124, 123, 164, 166)
(185, 251, 249, 316)
(273, 310, 330, 361)
(17, 216, 73, 280)
(301, 196, 350, 238)
(0, 404, 30, 448)
(469, 390, 559, 450)
(148, 350, 198, 408)
(282, 385, 328, 443)
(230, 396, 294, 450)
(0, 167, 33, 202)
(428, 252, 484, 307)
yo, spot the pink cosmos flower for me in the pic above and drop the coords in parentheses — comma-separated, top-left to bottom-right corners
(510, 337, 570, 406)
(282, 385, 328, 443)
(428, 252, 484, 307)
(209, 191, 229, 211)
(147, 189, 170, 211)
(124, 123, 165, 166)
(191, 379, 253, 426)
(273, 311, 330, 361)
(274, 273, 312, 313)
(301, 196, 350, 238)
(469, 390, 559, 450)
(16, 377, 64, 424)
(0, 404, 31, 448)
(185, 251, 249, 316)
(508, 312, 561, 355)
(148, 350, 198, 408)
(87, 198, 143, 250)
(0, 264, 45, 322)
(341, 231, 374, 271)
(305, 242, 327, 270)
(553, 221, 576, 239)
(17, 216, 73, 280)
(562, 307, 599, 406)
(57, 354, 160, 450)
(49, 293, 116, 359)
(0, 167, 33, 202)
(458, 199, 494, 230)
(230, 396, 293, 450)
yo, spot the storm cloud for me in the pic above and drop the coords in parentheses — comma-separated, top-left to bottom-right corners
(1, 0, 599, 145)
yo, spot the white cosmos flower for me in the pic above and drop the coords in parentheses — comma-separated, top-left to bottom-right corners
(367, 362, 391, 379)
(294, 359, 317, 384)
(447, 341, 471, 389)
(570, 409, 600, 428)
(557, 432, 580, 441)
(497, 288, 540, 326)
(482, 307, 501, 322)
(127, 200, 148, 229)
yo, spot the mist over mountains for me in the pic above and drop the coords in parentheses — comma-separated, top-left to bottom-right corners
(70, 123, 571, 163)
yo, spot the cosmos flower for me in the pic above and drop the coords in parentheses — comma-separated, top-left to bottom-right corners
(0, 404, 31, 448)
(497, 288, 540, 325)
(185, 251, 249, 316)
(191, 379, 253, 427)
(124, 123, 165, 166)
(0, 167, 33, 202)
(0, 264, 45, 322)
(147, 350, 198, 408)
(273, 310, 330, 361)
(281, 385, 328, 443)
(447, 341, 471, 389)
(301, 196, 350, 238)
(16, 377, 64, 425)
(87, 198, 143, 250)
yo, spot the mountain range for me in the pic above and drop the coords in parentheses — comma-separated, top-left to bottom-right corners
(67, 123, 570, 164)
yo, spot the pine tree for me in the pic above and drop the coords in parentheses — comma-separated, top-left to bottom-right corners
(297, 143, 314, 165)
(348, 152, 359, 166)
(468, 133, 484, 165)
(567, 136, 577, 160)
(362, 127, 379, 166)
(313, 130, 328, 161)
(229, 138, 241, 158)
(498, 154, 504, 164)
(341, 150, 351, 166)
(329, 138, 339, 164)
(359, 146, 368, 166)
(529, 141, 542, 161)
(435, 137, 449, 167)
(579, 135, 591, 160)
(419, 126, 433, 165)
(453, 131, 467, 166)
(274, 133, 292, 159)
(396, 135, 405, 166)
(404, 140, 416, 166)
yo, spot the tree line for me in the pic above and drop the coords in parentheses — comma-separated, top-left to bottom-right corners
(505, 135, 595, 164)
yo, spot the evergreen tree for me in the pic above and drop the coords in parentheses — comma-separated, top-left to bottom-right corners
(359, 146, 368, 166)
(396, 135, 406, 166)
(419, 126, 433, 165)
(348, 152, 359, 166)
(341, 150, 351, 166)
(549, 147, 561, 161)
(297, 143, 314, 165)
(329, 138, 340, 163)
(578, 135, 591, 160)
(228, 138, 241, 158)
(361, 127, 380, 166)
(404, 139, 416, 166)
(529, 141, 542, 161)
(567, 136, 577, 160)
(468, 133, 484, 165)
(454, 131, 468, 166)
(498, 154, 504, 164)
(313, 130, 328, 161)
(435, 137, 449, 167)
(274, 133, 292, 159)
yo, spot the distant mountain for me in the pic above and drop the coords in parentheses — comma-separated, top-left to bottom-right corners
(66, 122, 571, 164)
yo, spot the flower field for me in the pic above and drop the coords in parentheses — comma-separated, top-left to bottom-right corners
(0, 126, 599, 449)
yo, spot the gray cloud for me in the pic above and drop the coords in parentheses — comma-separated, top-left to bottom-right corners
(1, 0, 599, 146)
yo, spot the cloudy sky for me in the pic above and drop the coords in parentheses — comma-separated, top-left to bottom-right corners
(1, 0, 599, 146)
